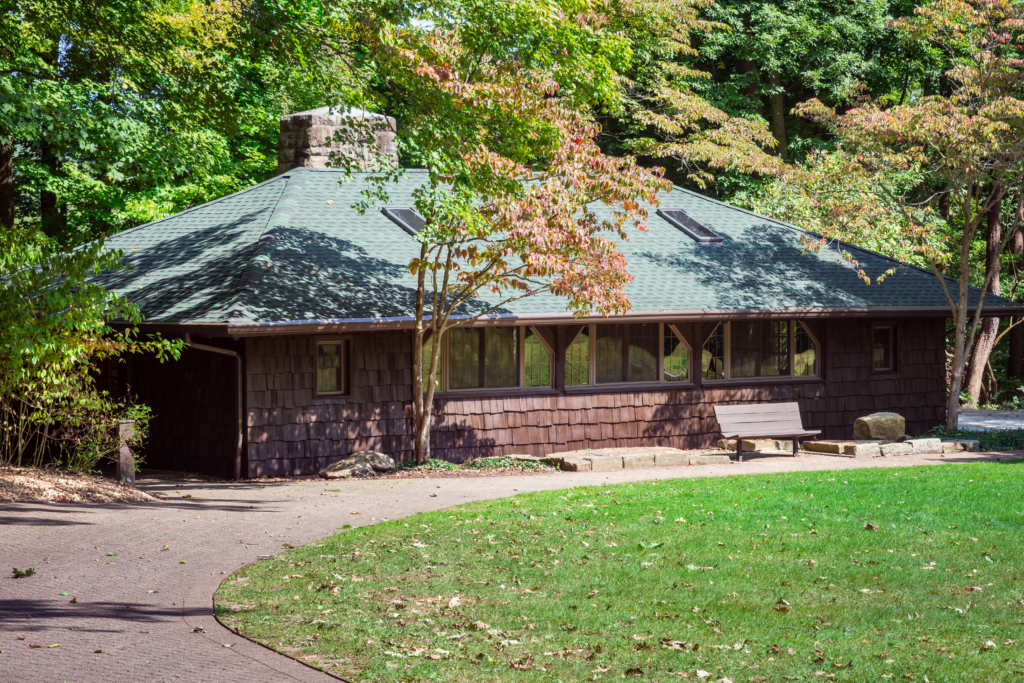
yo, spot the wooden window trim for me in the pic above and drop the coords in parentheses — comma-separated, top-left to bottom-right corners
(701, 320, 820, 384)
(871, 324, 897, 374)
(314, 337, 349, 397)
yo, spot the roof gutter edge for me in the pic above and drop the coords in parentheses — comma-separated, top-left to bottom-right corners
(213, 305, 1024, 336)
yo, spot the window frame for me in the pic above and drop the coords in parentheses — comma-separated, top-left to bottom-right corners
(872, 324, 896, 373)
(700, 320, 821, 383)
(314, 338, 350, 397)
(437, 326, 556, 394)
(566, 322, 693, 389)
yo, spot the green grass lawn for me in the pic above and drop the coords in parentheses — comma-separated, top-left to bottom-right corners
(216, 462, 1024, 682)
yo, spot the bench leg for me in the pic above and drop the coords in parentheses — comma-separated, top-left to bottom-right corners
(793, 438, 799, 456)
(737, 441, 743, 463)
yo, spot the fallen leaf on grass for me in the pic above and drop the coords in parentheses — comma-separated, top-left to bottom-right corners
(447, 596, 461, 608)
(865, 523, 880, 531)
(160, 545, 169, 551)
(696, 670, 711, 679)
(624, 668, 644, 677)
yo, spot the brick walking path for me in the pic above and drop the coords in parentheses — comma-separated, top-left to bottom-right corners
(1, 450, 1017, 683)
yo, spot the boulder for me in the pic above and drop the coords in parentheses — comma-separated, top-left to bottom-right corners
(853, 412, 905, 442)
(318, 450, 396, 479)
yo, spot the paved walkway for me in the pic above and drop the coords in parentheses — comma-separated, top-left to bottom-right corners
(959, 408, 1024, 431)
(1, 450, 1019, 683)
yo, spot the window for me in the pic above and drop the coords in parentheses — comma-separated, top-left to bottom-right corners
(873, 325, 894, 372)
(702, 323, 725, 380)
(565, 323, 690, 386)
(657, 209, 723, 243)
(448, 327, 518, 390)
(699, 320, 818, 382)
(663, 325, 689, 382)
(316, 341, 347, 395)
(794, 322, 817, 376)
(730, 321, 790, 378)
(382, 207, 426, 236)
(524, 328, 553, 388)
(595, 323, 660, 383)
(566, 327, 590, 386)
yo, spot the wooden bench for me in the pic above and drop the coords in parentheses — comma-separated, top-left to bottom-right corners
(713, 402, 821, 462)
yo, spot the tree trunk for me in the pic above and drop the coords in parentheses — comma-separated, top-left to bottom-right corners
(964, 186, 1003, 404)
(1011, 226, 1023, 378)
(0, 138, 12, 228)
(40, 141, 66, 239)
(768, 72, 789, 161)
(739, 60, 759, 98)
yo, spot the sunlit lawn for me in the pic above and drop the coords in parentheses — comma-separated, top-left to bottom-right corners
(216, 462, 1024, 682)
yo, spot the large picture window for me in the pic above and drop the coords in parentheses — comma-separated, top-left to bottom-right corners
(566, 323, 689, 387)
(700, 320, 818, 381)
(448, 327, 518, 390)
(436, 326, 555, 392)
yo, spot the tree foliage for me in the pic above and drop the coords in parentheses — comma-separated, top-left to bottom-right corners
(787, 0, 1024, 428)
(0, 229, 180, 467)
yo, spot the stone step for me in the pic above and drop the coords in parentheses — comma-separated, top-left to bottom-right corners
(803, 438, 945, 458)
(546, 447, 732, 472)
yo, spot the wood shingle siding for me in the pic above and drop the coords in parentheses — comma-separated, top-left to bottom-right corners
(232, 317, 946, 479)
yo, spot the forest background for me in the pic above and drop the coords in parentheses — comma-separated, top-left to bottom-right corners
(2, 0, 1021, 468)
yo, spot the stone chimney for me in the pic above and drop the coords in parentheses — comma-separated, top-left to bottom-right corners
(276, 107, 398, 175)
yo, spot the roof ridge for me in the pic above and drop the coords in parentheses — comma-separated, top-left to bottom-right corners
(667, 185, 1016, 308)
(225, 171, 309, 321)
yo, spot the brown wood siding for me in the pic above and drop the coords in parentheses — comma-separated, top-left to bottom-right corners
(239, 317, 946, 478)
(132, 342, 239, 478)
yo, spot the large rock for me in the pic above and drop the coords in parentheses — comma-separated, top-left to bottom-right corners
(853, 412, 905, 442)
(318, 451, 396, 479)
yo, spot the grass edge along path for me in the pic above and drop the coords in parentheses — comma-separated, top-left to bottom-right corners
(216, 462, 1024, 682)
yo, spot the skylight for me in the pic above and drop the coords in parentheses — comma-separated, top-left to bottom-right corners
(657, 209, 723, 244)
(382, 207, 426, 236)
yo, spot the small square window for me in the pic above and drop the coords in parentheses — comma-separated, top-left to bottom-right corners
(873, 326, 894, 372)
(317, 341, 347, 395)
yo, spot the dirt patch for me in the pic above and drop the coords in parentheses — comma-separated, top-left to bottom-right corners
(0, 467, 160, 504)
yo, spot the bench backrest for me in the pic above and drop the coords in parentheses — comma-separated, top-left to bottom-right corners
(713, 402, 807, 436)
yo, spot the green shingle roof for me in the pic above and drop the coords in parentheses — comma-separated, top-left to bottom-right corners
(96, 167, 1023, 329)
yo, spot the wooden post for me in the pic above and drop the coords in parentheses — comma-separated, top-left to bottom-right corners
(117, 420, 136, 487)
(554, 326, 566, 392)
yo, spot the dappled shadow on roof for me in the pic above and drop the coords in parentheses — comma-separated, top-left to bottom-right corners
(632, 222, 929, 310)
(238, 225, 507, 322)
(96, 208, 275, 324)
